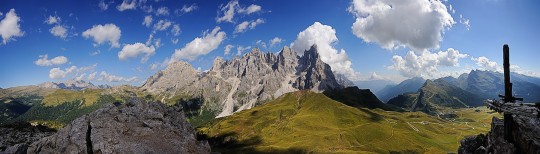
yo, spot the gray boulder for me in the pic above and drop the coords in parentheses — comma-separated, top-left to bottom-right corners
(26, 101, 210, 154)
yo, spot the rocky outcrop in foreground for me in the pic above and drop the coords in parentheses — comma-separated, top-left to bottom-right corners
(459, 115, 540, 154)
(0, 122, 55, 153)
(6, 100, 210, 154)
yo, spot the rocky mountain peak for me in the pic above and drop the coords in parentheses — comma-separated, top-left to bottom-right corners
(212, 57, 225, 71)
(141, 61, 200, 94)
(279, 46, 296, 59)
(295, 44, 342, 92)
(165, 61, 195, 73)
(302, 44, 320, 61)
(141, 45, 345, 118)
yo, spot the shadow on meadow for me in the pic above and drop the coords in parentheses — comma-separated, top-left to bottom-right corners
(198, 131, 307, 154)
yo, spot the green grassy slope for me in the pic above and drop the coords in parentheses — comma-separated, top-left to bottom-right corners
(198, 91, 497, 153)
(2, 89, 124, 129)
(388, 79, 484, 115)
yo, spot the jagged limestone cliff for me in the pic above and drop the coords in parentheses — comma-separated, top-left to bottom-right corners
(141, 45, 344, 118)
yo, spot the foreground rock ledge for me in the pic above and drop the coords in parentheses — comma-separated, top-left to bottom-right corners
(459, 115, 540, 154)
(26, 101, 210, 154)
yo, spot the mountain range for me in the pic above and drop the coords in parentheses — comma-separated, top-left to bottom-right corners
(387, 79, 484, 115)
(376, 77, 426, 102)
(354, 79, 395, 94)
(382, 70, 540, 115)
(141, 45, 344, 118)
(38, 79, 111, 90)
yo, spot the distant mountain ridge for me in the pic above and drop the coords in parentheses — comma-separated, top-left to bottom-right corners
(38, 79, 111, 90)
(141, 45, 346, 118)
(354, 79, 395, 94)
(385, 70, 540, 115)
(376, 77, 425, 102)
(387, 79, 483, 115)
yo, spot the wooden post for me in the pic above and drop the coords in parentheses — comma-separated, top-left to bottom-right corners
(503, 44, 512, 103)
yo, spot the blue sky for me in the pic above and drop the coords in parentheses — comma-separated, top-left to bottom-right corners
(0, 0, 539, 88)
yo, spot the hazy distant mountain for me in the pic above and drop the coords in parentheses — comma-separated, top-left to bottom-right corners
(376, 77, 425, 103)
(451, 70, 540, 102)
(37, 79, 111, 90)
(141, 45, 345, 118)
(354, 79, 396, 94)
(387, 79, 483, 115)
(386, 70, 540, 115)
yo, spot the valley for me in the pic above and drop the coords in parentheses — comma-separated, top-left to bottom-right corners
(197, 91, 498, 153)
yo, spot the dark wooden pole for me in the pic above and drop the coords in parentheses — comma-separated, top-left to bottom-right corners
(503, 44, 512, 103)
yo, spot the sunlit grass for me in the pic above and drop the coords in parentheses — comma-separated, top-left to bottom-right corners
(199, 91, 498, 153)
(42, 89, 103, 107)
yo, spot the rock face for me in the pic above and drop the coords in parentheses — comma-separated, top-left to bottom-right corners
(335, 73, 355, 88)
(0, 122, 55, 152)
(38, 79, 111, 90)
(459, 115, 540, 154)
(141, 45, 344, 117)
(26, 100, 210, 154)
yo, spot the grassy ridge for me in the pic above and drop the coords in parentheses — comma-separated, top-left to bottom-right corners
(42, 89, 103, 107)
(198, 91, 498, 153)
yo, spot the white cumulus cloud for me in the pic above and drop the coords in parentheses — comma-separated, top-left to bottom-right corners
(459, 14, 471, 31)
(98, 71, 137, 82)
(87, 72, 97, 80)
(45, 15, 60, 25)
(82, 23, 121, 48)
(155, 7, 169, 16)
(0, 9, 24, 44)
(234, 18, 264, 34)
(153, 20, 172, 31)
(75, 73, 86, 81)
(472, 56, 501, 72)
(180, 3, 198, 13)
(168, 26, 226, 62)
(389, 48, 468, 78)
(48, 66, 77, 79)
(50, 25, 67, 39)
(98, 0, 111, 10)
(171, 24, 180, 36)
(117, 0, 136, 11)
(236, 46, 251, 55)
(34, 55, 69, 66)
(269, 37, 282, 47)
(142, 15, 152, 27)
(48, 65, 98, 80)
(49, 68, 68, 79)
(256, 40, 267, 49)
(348, 0, 454, 52)
(291, 22, 359, 80)
(224, 44, 234, 55)
(118, 42, 156, 63)
(216, 0, 238, 23)
(216, 0, 263, 23)
(239, 4, 262, 14)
